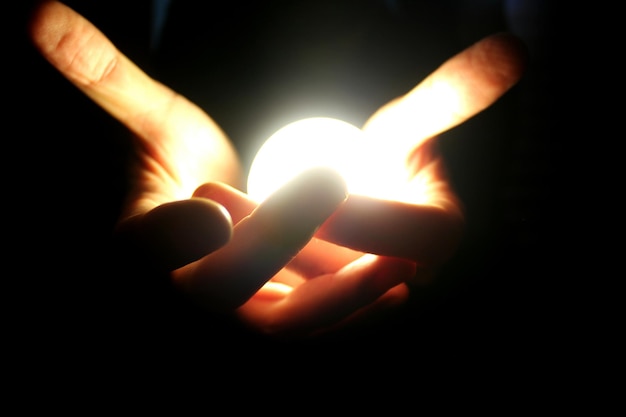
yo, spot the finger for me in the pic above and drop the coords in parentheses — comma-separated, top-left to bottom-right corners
(285, 237, 363, 278)
(113, 198, 233, 272)
(237, 255, 415, 338)
(362, 32, 528, 153)
(245, 268, 305, 302)
(311, 282, 410, 336)
(315, 194, 464, 265)
(284, 238, 439, 285)
(193, 182, 257, 225)
(28, 1, 208, 141)
(194, 181, 364, 278)
(172, 167, 348, 310)
(198, 167, 463, 268)
(28, 1, 242, 205)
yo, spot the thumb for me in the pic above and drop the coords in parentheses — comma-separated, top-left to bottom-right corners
(113, 198, 233, 272)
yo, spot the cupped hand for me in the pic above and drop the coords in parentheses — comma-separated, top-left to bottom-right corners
(319, 31, 529, 264)
(193, 32, 528, 338)
(28, 1, 527, 339)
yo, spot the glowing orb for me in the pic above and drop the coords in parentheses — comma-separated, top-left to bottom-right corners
(247, 117, 410, 202)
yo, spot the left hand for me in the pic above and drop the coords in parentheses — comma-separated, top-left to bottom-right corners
(194, 32, 528, 339)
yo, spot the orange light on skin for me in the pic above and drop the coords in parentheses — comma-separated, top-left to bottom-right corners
(245, 116, 463, 264)
(247, 117, 428, 204)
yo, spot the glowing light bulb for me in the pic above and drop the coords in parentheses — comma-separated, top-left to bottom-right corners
(247, 117, 411, 203)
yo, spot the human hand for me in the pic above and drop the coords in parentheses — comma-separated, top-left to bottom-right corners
(317, 31, 529, 263)
(28, 1, 527, 339)
(27, 1, 376, 338)
(28, 0, 245, 273)
(192, 32, 528, 338)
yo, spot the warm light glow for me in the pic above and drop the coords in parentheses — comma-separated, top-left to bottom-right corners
(247, 117, 415, 203)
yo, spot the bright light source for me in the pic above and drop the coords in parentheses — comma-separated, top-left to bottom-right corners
(247, 117, 412, 203)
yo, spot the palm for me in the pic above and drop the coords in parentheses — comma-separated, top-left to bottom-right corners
(192, 181, 411, 338)
(200, 122, 457, 338)
(122, 92, 243, 217)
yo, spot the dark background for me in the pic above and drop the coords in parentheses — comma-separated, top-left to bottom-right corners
(14, 0, 566, 378)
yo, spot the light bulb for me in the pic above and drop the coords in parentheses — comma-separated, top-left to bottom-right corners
(247, 117, 411, 203)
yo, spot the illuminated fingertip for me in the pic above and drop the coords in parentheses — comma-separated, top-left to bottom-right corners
(251, 166, 348, 248)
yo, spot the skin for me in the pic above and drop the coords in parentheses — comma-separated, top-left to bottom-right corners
(28, 1, 528, 339)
